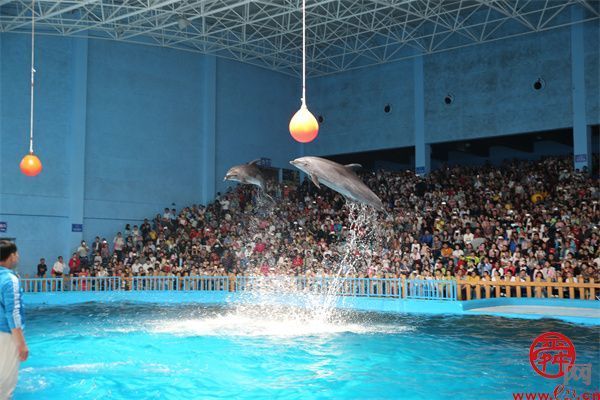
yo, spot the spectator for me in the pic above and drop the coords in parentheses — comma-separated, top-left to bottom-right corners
(36, 258, 47, 278)
(113, 232, 125, 261)
(77, 241, 89, 267)
(68, 253, 81, 276)
(51, 256, 65, 277)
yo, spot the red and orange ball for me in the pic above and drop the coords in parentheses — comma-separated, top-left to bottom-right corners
(20, 153, 43, 176)
(289, 105, 319, 143)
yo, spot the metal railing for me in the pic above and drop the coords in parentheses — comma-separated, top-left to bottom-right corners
(21, 275, 600, 301)
(21, 276, 231, 293)
(234, 276, 457, 300)
(22, 277, 122, 292)
(128, 276, 229, 292)
(22, 276, 457, 300)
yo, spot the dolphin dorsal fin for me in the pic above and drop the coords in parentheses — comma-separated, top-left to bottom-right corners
(310, 174, 321, 189)
(248, 159, 261, 165)
(345, 163, 362, 171)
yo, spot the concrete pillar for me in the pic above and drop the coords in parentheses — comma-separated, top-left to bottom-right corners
(201, 56, 217, 203)
(571, 8, 591, 172)
(413, 55, 430, 175)
(68, 37, 88, 255)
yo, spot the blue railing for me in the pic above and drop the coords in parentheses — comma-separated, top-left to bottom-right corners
(70, 277, 122, 291)
(235, 276, 457, 300)
(129, 276, 229, 291)
(21, 276, 458, 301)
(404, 279, 456, 301)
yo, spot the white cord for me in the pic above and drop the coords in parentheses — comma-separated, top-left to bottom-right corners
(301, 0, 306, 107)
(29, 0, 36, 154)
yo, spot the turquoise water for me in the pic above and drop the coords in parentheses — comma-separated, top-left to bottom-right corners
(14, 303, 600, 400)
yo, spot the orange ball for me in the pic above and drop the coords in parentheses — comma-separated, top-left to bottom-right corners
(289, 105, 319, 143)
(20, 153, 43, 176)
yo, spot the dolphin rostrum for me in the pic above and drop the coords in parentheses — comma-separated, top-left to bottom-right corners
(290, 156, 385, 212)
(224, 160, 273, 201)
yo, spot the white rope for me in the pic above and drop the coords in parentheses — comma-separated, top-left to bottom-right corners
(29, 0, 36, 153)
(301, 0, 306, 107)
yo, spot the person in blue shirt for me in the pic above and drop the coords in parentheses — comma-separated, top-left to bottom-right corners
(0, 240, 28, 399)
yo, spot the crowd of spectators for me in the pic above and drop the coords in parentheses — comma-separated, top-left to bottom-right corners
(35, 156, 599, 290)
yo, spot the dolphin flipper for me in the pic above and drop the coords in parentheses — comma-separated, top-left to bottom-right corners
(309, 174, 321, 189)
(345, 163, 362, 171)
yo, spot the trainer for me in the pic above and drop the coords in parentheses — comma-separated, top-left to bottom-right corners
(0, 241, 28, 399)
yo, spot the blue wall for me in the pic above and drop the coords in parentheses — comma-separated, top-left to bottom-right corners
(1, 35, 74, 270)
(308, 59, 415, 155)
(215, 58, 300, 194)
(83, 40, 206, 241)
(0, 34, 299, 274)
(307, 22, 599, 157)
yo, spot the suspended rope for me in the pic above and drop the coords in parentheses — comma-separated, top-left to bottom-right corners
(29, 0, 36, 154)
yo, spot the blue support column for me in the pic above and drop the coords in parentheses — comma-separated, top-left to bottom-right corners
(68, 37, 88, 254)
(201, 56, 217, 204)
(0, 33, 3, 216)
(413, 55, 430, 175)
(571, 9, 591, 172)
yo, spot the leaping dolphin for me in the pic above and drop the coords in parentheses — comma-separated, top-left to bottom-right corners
(290, 156, 385, 212)
(224, 160, 273, 201)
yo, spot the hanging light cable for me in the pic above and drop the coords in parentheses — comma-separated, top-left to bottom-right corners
(20, 0, 43, 177)
(289, 0, 319, 143)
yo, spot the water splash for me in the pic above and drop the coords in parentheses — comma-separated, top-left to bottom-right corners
(227, 200, 383, 335)
(318, 202, 381, 314)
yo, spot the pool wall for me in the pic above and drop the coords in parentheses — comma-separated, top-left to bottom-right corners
(22, 291, 461, 313)
(23, 291, 600, 326)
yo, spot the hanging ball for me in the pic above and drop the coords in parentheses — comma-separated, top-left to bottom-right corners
(289, 105, 319, 143)
(20, 153, 43, 176)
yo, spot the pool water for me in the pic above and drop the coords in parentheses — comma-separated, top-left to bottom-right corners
(14, 303, 600, 400)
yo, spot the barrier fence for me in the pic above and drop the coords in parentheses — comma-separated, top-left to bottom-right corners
(19, 275, 599, 301)
(234, 276, 456, 300)
(456, 277, 598, 301)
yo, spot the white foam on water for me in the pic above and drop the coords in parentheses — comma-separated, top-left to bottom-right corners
(20, 361, 132, 373)
(17, 377, 49, 393)
(141, 363, 176, 374)
(149, 311, 413, 338)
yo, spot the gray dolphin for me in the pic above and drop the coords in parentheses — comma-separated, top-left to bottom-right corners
(290, 156, 385, 212)
(224, 160, 273, 201)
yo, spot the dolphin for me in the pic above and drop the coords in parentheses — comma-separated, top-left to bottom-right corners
(290, 156, 385, 212)
(224, 160, 273, 201)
